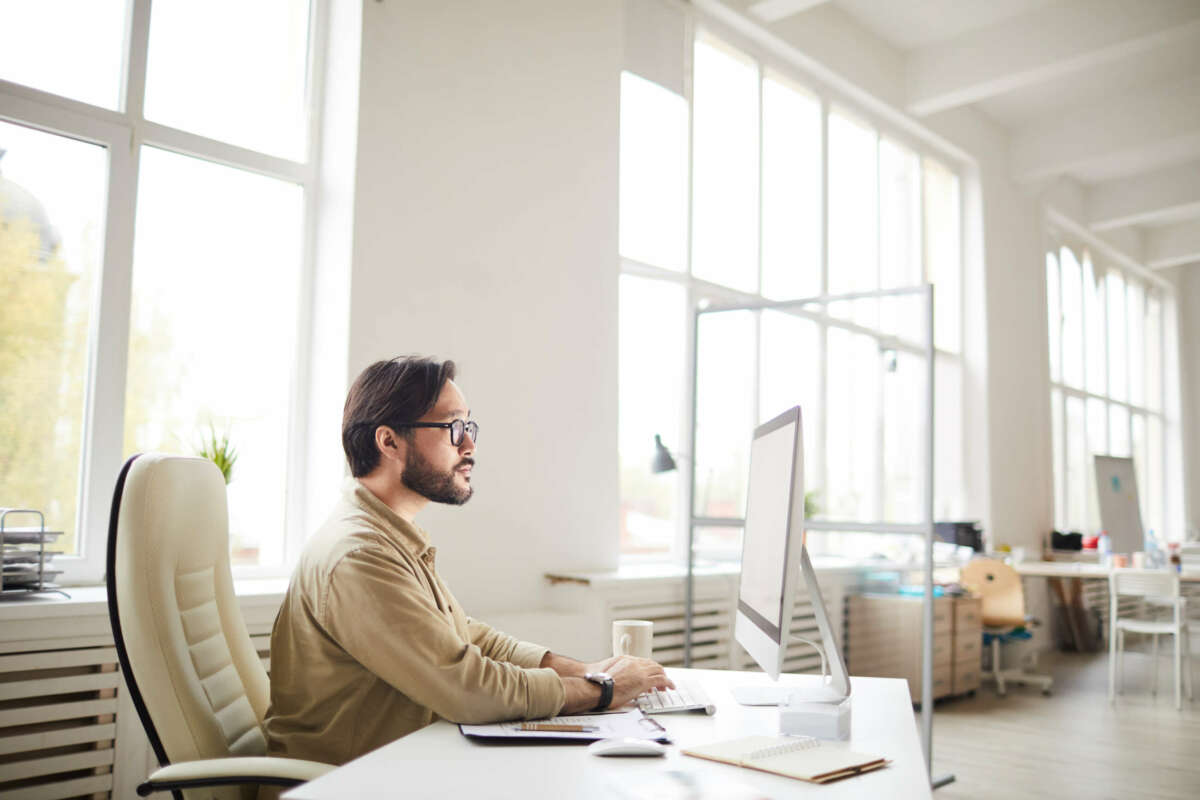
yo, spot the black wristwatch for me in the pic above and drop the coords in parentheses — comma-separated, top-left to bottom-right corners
(584, 671, 614, 712)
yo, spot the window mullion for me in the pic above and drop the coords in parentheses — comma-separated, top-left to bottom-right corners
(70, 0, 147, 579)
(76, 135, 140, 580)
(124, 0, 151, 121)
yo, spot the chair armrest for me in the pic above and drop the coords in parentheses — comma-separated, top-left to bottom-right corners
(138, 757, 336, 796)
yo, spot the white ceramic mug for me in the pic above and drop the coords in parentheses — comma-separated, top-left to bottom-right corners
(612, 619, 653, 659)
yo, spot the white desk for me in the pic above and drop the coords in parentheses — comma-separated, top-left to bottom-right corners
(1014, 561, 1200, 651)
(1015, 561, 1200, 581)
(284, 668, 931, 800)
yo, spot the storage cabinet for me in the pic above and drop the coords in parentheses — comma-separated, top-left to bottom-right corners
(846, 594, 982, 704)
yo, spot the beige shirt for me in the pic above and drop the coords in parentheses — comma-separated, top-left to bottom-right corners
(262, 479, 566, 766)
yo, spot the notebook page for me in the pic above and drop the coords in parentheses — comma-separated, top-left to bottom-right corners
(683, 735, 812, 765)
(752, 745, 885, 782)
(683, 736, 884, 782)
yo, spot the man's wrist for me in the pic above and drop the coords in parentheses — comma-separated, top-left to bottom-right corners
(540, 651, 588, 678)
(559, 675, 604, 714)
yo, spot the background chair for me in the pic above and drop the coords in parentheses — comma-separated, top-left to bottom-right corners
(107, 453, 334, 798)
(961, 558, 1053, 696)
(1107, 568, 1192, 710)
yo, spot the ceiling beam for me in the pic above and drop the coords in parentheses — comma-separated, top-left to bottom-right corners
(1009, 77, 1200, 183)
(906, 0, 1200, 117)
(1145, 219, 1200, 270)
(1088, 161, 1200, 232)
(747, 0, 832, 24)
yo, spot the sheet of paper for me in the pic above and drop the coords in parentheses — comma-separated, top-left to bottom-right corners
(459, 709, 668, 741)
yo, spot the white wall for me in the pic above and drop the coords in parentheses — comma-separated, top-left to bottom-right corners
(347, 0, 623, 614)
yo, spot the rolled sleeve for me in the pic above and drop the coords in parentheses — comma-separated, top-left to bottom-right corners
(466, 617, 550, 668)
(322, 547, 565, 724)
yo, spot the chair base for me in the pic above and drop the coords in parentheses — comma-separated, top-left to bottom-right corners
(985, 636, 1053, 696)
(982, 669, 1053, 696)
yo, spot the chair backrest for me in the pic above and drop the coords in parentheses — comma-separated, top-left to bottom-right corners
(1110, 568, 1179, 600)
(960, 558, 1026, 628)
(107, 454, 269, 800)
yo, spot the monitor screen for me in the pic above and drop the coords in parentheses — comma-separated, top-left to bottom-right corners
(737, 416, 798, 643)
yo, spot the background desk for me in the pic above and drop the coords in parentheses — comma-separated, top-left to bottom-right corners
(1015, 562, 1200, 651)
(284, 668, 931, 800)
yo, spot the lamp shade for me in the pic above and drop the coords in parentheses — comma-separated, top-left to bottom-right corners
(651, 434, 678, 474)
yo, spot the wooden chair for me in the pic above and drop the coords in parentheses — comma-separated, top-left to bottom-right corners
(961, 558, 1053, 696)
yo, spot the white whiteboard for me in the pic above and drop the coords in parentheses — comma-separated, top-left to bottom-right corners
(1094, 455, 1143, 554)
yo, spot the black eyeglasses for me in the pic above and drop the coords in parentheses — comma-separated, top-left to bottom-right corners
(393, 419, 479, 446)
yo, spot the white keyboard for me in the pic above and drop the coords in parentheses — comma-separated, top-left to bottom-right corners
(636, 680, 716, 715)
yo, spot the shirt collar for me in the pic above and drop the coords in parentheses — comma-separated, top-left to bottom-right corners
(343, 477, 435, 562)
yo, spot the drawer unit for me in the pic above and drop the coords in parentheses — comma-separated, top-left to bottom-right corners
(951, 595, 982, 695)
(953, 660, 981, 695)
(955, 597, 982, 631)
(847, 593, 982, 704)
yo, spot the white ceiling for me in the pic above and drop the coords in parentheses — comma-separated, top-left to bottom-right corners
(834, 0, 1055, 51)
(727, 0, 1200, 269)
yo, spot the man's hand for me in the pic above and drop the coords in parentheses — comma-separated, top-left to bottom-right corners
(582, 656, 622, 675)
(606, 655, 675, 709)
(557, 655, 674, 714)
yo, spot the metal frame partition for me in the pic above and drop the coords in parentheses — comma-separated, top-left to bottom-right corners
(682, 283, 948, 784)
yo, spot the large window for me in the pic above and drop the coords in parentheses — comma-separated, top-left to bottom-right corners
(1046, 244, 1175, 540)
(618, 28, 965, 562)
(0, 0, 324, 580)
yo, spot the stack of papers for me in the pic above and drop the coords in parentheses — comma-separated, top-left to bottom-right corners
(460, 709, 669, 742)
(1, 527, 63, 593)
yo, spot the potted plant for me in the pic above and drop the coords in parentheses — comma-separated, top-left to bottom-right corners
(197, 425, 238, 485)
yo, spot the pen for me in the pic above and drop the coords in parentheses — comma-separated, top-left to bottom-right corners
(519, 723, 600, 732)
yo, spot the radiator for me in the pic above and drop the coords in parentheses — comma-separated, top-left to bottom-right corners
(0, 646, 120, 800)
(543, 569, 850, 675)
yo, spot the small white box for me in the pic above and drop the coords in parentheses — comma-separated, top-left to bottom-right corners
(779, 697, 851, 740)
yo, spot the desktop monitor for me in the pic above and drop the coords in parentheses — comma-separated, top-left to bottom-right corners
(732, 406, 850, 705)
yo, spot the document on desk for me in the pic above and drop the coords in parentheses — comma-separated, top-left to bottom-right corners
(459, 709, 669, 743)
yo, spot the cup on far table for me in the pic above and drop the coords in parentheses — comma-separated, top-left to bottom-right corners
(1132, 551, 1146, 569)
(612, 619, 653, 660)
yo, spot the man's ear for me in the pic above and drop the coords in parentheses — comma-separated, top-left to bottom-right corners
(374, 425, 407, 465)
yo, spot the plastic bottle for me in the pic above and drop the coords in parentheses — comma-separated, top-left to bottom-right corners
(1098, 530, 1111, 567)
(1144, 530, 1163, 569)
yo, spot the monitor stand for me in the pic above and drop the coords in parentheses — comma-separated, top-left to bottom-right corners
(732, 682, 848, 706)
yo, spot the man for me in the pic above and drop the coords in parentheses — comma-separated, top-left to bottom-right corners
(263, 356, 673, 767)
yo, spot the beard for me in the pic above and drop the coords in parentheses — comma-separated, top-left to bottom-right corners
(402, 446, 473, 505)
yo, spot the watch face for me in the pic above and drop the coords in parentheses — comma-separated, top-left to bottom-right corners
(586, 672, 611, 682)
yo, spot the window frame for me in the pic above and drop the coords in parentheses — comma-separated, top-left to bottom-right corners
(617, 13, 969, 564)
(1045, 227, 1177, 540)
(0, 0, 329, 583)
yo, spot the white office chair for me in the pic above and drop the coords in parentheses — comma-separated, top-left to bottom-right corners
(1107, 568, 1193, 710)
(107, 453, 335, 798)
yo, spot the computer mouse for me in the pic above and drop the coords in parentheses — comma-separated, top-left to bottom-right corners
(587, 737, 668, 757)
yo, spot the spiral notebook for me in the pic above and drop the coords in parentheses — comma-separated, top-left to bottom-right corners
(682, 735, 888, 784)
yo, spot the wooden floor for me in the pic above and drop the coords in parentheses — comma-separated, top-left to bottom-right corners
(927, 649, 1199, 800)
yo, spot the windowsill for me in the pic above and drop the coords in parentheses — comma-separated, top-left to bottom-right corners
(564, 554, 954, 587)
(0, 577, 290, 621)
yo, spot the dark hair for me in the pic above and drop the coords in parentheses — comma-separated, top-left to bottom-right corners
(342, 356, 457, 477)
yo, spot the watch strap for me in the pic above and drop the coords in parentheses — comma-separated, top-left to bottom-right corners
(586, 672, 614, 712)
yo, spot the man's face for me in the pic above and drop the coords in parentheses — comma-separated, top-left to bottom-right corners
(400, 379, 475, 505)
